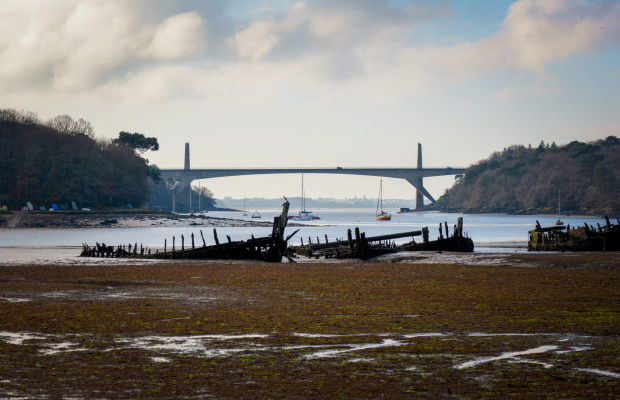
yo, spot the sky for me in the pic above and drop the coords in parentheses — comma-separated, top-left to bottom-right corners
(1, 0, 619, 204)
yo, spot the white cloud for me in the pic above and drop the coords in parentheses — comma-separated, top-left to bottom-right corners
(227, 20, 279, 60)
(1, 0, 618, 102)
(0, 0, 207, 91)
(140, 12, 206, 61)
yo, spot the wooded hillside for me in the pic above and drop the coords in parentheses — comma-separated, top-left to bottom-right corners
(436, 137, 620, 215)
(0, 109, 154, 210)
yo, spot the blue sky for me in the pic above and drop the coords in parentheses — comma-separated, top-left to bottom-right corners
(1, 0, 619, 204)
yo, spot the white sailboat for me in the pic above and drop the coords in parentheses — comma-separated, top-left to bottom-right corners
(376, 179, 391, 221)
(293, 174, 320, 221)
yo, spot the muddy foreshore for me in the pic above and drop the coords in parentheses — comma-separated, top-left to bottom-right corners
(0, 252, 618, 399)
(0, 210, 271, 229)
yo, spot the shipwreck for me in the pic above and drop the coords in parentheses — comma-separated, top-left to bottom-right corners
(290, 217, 474, 260)
(81, 201, 474, 262)
(81, 200, 298, 262)
(528, 217, 620, 252)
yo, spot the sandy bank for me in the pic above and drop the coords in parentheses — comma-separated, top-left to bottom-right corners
(0, 210, 272, 229)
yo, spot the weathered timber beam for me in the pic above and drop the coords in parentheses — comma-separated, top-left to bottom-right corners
(365, 230, 423, 242)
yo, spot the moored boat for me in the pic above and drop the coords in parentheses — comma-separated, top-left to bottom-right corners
(292, 174, 320, 221)
(375, 179, 391, 221)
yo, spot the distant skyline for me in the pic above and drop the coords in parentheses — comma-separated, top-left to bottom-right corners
(2, 0, 619, 203)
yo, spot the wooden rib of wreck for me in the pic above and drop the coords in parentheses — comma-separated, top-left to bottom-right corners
(528, 216, 620, 252)
(80, 201, 297, 262)
(290, 217, 474, 260)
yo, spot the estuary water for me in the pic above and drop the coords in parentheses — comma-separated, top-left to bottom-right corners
(0, 209, 609, 265)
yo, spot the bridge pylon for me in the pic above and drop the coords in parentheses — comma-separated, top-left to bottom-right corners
(184, 142, 190, 170)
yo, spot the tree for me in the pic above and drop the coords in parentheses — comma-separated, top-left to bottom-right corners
(113, 131, 159, 153)
(46, 115, 95, 137)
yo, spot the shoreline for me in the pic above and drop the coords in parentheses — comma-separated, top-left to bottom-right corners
(0, 209, 269, 229)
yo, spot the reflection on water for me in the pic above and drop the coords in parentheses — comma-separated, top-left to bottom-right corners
(0, 210, 607, 265)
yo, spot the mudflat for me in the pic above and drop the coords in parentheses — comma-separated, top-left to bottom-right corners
(0, 252, 618, 399)
(0, 210, 268, 229)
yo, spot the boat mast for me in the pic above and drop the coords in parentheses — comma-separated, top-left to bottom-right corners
(376, 179, 382, 216)
(558, 188, 561, 219)
(301, 173, 304, 212)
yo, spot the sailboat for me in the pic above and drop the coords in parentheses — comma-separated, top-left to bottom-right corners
(555, 188, 564, 226)
(376, 179, 391, 221)
(293, 174, 320, 221)
(242, 197, 248, 216)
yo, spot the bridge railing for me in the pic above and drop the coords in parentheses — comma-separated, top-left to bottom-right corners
(160, 166, 468, 171)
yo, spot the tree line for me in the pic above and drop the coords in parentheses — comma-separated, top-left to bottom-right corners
(0, 109, 160, 210)
(436, 136, 620, 215)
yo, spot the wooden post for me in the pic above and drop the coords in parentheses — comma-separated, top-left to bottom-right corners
(354, 227, 361, 257)
(444, 222, 449, 237)
(191, 233, 195, 249)
(213, 229, 220, 245)
(181, 235, 185, 251)
(200, 230, 206, 246)
(457, 217, 463, 238)
(438, 223, 443, 239)
(360, 232, 368, 259)
(227, 235, 232, 243)
(164, 239, 167, 254)
(173, 236, 175, 252)
(347, 229, 353, 251)
(325, 234, 329, 244)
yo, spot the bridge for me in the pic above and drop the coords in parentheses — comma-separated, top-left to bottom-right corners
(159, 143, 466, 209)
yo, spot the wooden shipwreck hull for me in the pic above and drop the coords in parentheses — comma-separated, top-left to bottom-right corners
(528, 216, 620, 252)
(291, 217, 474, 260)
(80, 201, 296, 262)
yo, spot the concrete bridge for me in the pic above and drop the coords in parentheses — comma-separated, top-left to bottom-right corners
(159, 143, 466, 209)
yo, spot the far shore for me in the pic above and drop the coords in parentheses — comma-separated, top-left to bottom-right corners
(0, 209, 269, 229)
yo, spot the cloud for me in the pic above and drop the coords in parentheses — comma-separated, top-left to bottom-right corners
(499, 0, 618, 73)
(1, 0, 618, 102)
(0, 0, 207, 91)
(227, 20, 279, 60)
(140, 12, 206, 61)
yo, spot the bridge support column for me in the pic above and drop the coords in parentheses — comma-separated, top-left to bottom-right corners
(184, 143, 190, 170)
(416, 143, 424, 209)
(406, 178, 436, 205)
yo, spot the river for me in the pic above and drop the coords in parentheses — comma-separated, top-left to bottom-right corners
(0, 209, 609, 265)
